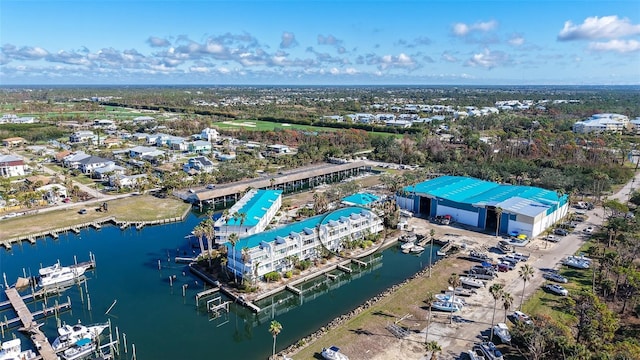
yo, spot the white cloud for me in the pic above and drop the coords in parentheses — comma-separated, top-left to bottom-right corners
(189, 66, 210, 73)
(280, 32, 297, 49)
(441, 52, 458, 63)
(147, 36, 171, 47)
(508, 35, 525, 46)
(452, 20, 497, 36)
(558, 15, 640, 41)
(465, 48, 510, 69)
(588, 39, 640, 53)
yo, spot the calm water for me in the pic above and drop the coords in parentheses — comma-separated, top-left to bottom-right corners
(0, 212, 439, 359)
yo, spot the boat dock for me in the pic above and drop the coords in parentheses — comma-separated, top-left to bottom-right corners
(4, 287, 59, 360)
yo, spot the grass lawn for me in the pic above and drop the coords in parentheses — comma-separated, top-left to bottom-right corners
(0, 195, 191, 240)
(214, 119, 400, 138)
(293, 256, 465, 359)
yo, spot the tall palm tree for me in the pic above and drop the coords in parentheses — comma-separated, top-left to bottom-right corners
(501, 292, 513, 323)
(424, 292, 436, 343)
(228, 233, 239, 284)
(518, 264, 534, 309)
(489, 283, 505, 341)
(269, 320, 282, 358)
(447, 274, 461, 324)
(192, 224, 206, 260)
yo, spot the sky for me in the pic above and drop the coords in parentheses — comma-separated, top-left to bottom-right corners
(1, 0, 639, 86)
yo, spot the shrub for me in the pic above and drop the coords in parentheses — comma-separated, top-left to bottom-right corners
(284, 271, 293, 279)
(264, 271, 281, 282)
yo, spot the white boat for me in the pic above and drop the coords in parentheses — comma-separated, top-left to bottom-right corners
(562, 256, 590, 269)
(0, 338, 37, 360)
(474, 342, 504, 360)
(468, 250, 492, 263)
(60, 338, 94, 360)
(51, 321, 109, 352)
(444, 287, 476, 297)
(400, 242, 415, 250)
(435, 294, 466, 306)
(460, 276, 485, 288)
(431, 301, 461, 312)
(467, 348, 486, 360)
(410, 245, 425, 253)
(492, 322, 511, 343)
(38, 263, 87, 288)
(321, 345, 349, 360)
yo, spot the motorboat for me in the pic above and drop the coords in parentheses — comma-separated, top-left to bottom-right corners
(473, 342, 504, 360)
(400, 242, 415, 251)
(468, 250, 491, 263)
(435, 294, 465, 306)
(38, 262, 88, 288)
(410, 245, 425, 253)
(444, 287, 476, 297)
(0, 338, 37, 360)
(492, 323, 511, 344)
(431, 301, 461, 312)
(562, 256, 590, 269)
(321, 345, 349, 360)
(51, 321, 109, 352)
(60, 338, 94, 360)
(460, 276, 485, 288)
(467, 348, 486, 360)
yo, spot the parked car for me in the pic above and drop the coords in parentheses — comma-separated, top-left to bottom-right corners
(543, 272, 568, 283)
(554, 228, 568, 236)
(545, 234, 559, 243)
(583, 226, 594, 234)
(78, 209, 87, 215)
(544, 283, 568, 296)
(497, 262, 515, 272)
(512, 310, 533, 325)
(206, 184, 216, 189)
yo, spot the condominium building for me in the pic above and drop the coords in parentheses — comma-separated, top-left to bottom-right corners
(214, 189, 282, 244)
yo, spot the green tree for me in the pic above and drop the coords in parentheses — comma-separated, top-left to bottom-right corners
(269, 320, 282, 358)
(518, 264, 534, 309)
(424, 340, 441, 360)
(228, 233, 239, 284)
(502, 292, 513, 323)
(424, 292, 435, 343)
(447, 274, 461, 324)
(489, 283, 505, 342)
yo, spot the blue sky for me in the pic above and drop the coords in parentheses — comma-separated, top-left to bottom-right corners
(1, 0, 639, 85)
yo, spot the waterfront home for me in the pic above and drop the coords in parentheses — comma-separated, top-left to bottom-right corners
(225, 206, 383, 282)
(37, 184, 68, 203)
(109, 174, 147, 188)
(0, 154, 26, 177)
(183, 156, 215, 174)
(214, 189, 282, 244)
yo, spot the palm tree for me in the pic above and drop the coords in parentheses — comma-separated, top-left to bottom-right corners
(501, 292, 513, 323)
(228, 233, 239, 284)
(447, 274, 461, 324)
(489, 283, 505, 341)
(424, 340, 441, 360)
(424, 292, 435, 343)
(495, 206, 503, 237)
(269, 320, 282, 358)
(192, 224, 206, 260)
(202, 218, 215, 267)
(518, 264, 534, 309)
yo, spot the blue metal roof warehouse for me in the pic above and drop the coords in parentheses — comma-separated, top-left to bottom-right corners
(399, 176, 568, 238)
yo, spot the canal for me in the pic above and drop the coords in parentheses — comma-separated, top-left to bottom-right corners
(0, 211, 440, 359)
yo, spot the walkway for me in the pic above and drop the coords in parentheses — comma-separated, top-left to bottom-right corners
(5, 287, 57, 360)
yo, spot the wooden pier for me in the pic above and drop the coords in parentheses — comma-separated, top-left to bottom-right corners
(4, 287, 59, 360)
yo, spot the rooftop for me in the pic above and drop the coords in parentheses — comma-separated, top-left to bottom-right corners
(341, 192, 379, 206)
(224, 189, 282, 227)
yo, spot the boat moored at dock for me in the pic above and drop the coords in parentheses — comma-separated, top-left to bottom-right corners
(51, 321, 109, 352)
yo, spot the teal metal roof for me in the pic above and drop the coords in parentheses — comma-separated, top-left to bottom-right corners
(225, 190, 282, 227)
(405, 176, 565, 216)
(341, 192, 379, 206)
(228, 206, 371, 250)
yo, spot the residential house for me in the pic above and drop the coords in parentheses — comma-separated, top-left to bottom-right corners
(70, 130, 99, 144)
(92, 163, 126, 179)
(62, 151, 91, 169)
(385, 120, 412, 128)
(103, 137, 122, 148)
(78, 156, 115, 174)
(2, 137, 26, 147)
(0, 155, 26, 177)
(188, 140, 212, 154)
(109, 174, 147, 188)
(37, 184, 68, 203)
(183, 156, 215, 173)
(199, 128, 219, 142)
(266, 144, 293, 155)
(129, 146, 165, 159)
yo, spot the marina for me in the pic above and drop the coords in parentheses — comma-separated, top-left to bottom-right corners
(0, 211, 442, 359)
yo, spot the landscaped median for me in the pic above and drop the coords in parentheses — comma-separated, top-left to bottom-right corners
(0, 195, 191, 242)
